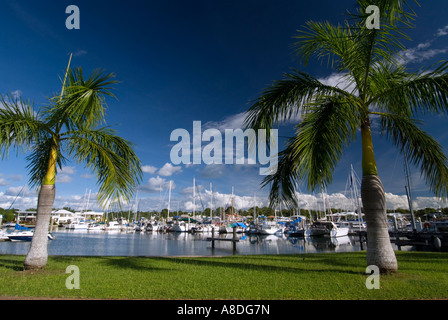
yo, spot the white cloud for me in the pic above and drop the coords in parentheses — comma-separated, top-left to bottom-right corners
(142, 165, 158, 174)
(56, 174, 73, 183)
(436, 25, 448, 37)
(8, 174, 22, 182)
(318, 73, 357, 94)
(158, 163, 182, 176)
(139, 176, 175, 193)
(396, 25, 448, 65)
(203, 112, 246, 131)
(0, 174, 8, 186)
(199, 164, 226, 178)
(56, 166, 76, 184)
(11, 90, 22, 99)
(73, 49, 87, 57)
(398, 43, 447, 64)
(4, 185, 34, 197)
(180, 184, 205, 195)
(0, 185, 38, 209)
(59, 166, 76, 175)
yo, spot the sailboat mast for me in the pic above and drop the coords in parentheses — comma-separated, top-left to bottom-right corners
(167, 180, 172, 222)
(404, 155, 417, 231)
(193, 177, 196, 219)
(210, 182, 213, 222)
(231, 186, 234, 222)
(350, 164, 363, 229)
(322, 185, 326, 221)
(254, 193, 257, 220)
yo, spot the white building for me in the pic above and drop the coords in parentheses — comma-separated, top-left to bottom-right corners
(16, 209, 104, 225)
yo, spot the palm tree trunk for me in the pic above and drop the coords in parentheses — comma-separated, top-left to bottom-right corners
(361, 121, 398, 274)
(361, 175, 398, 273)
(23, 184, 55, 270)
(24, 146, 57, 270)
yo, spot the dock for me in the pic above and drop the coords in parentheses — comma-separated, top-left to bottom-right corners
(206, 227, 240, 251)
(354, 230, 448, 251)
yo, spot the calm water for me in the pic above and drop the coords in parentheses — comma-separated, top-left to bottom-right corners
(0, 228, 365, 256)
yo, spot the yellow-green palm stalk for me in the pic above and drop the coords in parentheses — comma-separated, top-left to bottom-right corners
(0, 58, 143, 270)
(244, 0, 448, 273)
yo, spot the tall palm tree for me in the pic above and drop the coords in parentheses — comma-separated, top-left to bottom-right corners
(0, 58, 143, 270)
(244, 0, 448, 273)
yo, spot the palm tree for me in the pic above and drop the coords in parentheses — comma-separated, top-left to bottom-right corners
(0, 57, 143, 269)
(244, 0, 448, 273)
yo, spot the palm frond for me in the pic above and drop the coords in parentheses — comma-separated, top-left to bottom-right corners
(261, 144, 301, 209)
(379, 112, 448, 198)
(294, 0, 418, 100)
(65, 127, 143, 208)
(263, 97, 360, 208)
(371, 61, 448, 115)
(0, 94, 51, 159)
(354, 0, 418, 26)
(293, 20, 360, 74)
(45, 67, 118, 131)
(244, 69, 355, 132)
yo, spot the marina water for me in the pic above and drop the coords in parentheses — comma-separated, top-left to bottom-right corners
(0, 228, 368, 256)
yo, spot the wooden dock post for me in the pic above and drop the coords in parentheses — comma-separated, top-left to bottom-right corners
(358, 232, 363, 250)
(232, 227, 237, 251)
(206, 227, 239, 252)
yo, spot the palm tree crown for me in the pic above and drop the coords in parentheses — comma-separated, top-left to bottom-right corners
(0, 67, 142, 207)
(245, 0, 448, 207)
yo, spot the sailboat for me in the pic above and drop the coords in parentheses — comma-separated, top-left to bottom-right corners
(219, 186, 236, 233)
(305, 183, 349, 238)
(404, 154, 418, 231)
(337, 165, 366, 232)
(173, 178, 195, 232)
(256, 208, 285, 235)
(199, 183, 217, 233)
(304, 220, 349, 238)
(7, 224, 54, 241)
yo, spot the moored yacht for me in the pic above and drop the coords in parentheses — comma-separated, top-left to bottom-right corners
(7, 224, 54, 241)
(305, 221, 349, 238)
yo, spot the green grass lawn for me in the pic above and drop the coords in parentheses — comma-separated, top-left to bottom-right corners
(0, 251, 446, 300)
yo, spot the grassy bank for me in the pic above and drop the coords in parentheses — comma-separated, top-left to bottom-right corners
(0, 251, 447, 300)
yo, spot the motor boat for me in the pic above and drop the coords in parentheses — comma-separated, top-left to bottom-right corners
(7, 224, 54, 241)
(305, 221, 349, 238)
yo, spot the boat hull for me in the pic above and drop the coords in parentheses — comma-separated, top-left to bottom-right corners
(8, 232, 54, 241)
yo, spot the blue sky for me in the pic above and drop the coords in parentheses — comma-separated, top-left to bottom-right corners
(1, 0, 448, 212)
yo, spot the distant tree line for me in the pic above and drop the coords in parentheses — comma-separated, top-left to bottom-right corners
(105, 206, 448, 221)
(1, 206, 446, 224)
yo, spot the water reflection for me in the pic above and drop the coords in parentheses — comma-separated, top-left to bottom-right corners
(0, 229, 363, 257)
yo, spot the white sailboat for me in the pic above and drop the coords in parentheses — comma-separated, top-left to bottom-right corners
(304, 221, 349, 237)
(173, 221, 189, 232)
(199, 182, 216, 233)
(174, 178, 195, 232)
(257, 209, 285, 235)
(257, 222, 284, 235)
(65, 215, 89, 230)
(338, 164, 366, 232)
(305, 184, 349, 238)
